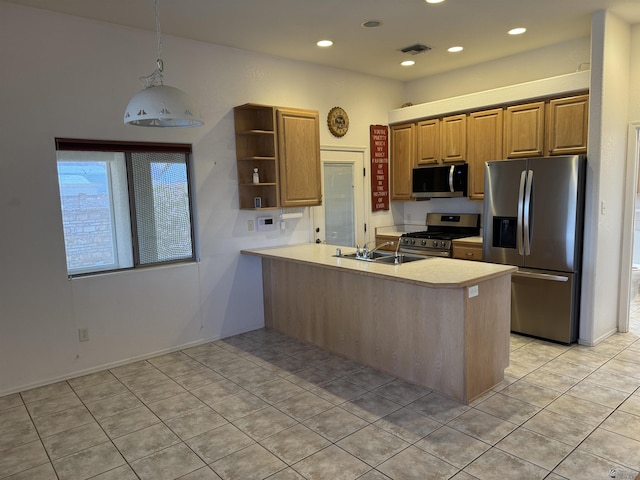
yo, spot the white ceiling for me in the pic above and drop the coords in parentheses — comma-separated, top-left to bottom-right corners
(6, 0, 640, 81)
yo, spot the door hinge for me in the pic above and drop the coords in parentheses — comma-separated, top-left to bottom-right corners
(363, 167, 366, 177)
(364, 223, 367, 233)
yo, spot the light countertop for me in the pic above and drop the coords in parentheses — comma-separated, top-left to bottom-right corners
(452, 235, 483, 245)
(242, 243, 515, 288)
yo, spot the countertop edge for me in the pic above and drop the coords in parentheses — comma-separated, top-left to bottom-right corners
(241, 244, 516, 289)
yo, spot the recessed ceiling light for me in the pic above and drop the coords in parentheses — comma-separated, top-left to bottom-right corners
(317, 40, 333, 47)
(448, 46, 463, 53)
(401, 60, 415, 66)
(361, 20, 382, 28)
(508, 27, 526, 35)
(425, 0, 445, 3)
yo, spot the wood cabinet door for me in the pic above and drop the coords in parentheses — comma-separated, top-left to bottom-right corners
(277, 108, 322, 207)
(390, 123, 416, 201)
(546, 94, 589, 155)
(467, 108, 503, 200)
(441, 114, 467, 163)
(416, 119, 440, 165)
(504, 101, 545, 158)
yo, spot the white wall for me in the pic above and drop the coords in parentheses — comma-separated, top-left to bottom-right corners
(405, 37, 591, 105)
(0, 2, 402, 395)
(581, 11, 631, 344)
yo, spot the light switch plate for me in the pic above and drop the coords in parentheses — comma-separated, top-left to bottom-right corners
(468, 285, 479, 298)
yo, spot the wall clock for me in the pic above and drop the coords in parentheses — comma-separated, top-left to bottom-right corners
(327, 107, 349, 137)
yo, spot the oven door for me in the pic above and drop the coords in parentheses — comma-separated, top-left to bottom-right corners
(399, 246, 451, 258)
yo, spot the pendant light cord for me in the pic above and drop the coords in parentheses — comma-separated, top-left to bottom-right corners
(139, 0, 164, 87)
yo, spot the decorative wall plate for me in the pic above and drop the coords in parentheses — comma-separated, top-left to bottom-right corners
(327, 106, 349, 137)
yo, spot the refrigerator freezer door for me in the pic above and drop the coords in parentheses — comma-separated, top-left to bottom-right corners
(483, 159, 527, 266)
(511, 269, 579, 343)
(524, 156, 585, 271)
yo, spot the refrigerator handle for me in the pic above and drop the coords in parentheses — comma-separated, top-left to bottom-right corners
(448, 165, 455, 193)
(517, 170, 527, 255)
(523, 170, 534, 255)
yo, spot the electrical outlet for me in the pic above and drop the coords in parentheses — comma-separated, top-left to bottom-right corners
(248, 219, 254, 231)
(78, 328, 89, 342)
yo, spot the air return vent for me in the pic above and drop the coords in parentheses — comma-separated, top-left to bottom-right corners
(400, 43, 432, 55)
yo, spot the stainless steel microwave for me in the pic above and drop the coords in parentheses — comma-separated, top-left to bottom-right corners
(412, 163, 468, 198)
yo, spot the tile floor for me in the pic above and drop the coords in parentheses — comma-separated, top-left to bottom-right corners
(1, 328, 639, 480)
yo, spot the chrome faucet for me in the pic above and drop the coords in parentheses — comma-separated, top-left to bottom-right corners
(366, 241, 395, 259)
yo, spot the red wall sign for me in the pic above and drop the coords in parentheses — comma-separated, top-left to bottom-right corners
(370, 125, 389, 211)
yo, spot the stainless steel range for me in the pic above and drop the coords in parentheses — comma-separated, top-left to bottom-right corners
(399, 213, 480, 258)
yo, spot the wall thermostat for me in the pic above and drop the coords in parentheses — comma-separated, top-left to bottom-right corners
(257, 216, 275, 231)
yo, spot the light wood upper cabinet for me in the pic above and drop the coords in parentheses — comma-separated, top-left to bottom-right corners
(441, 114, 467, 163)
(416, 118, 440, 165)
(277, 108, 322, 207)
(234, 103, 321, 209)
(546, 94, 589, 155)
(504, 101, 545, 158)
(390, 123, 416, 201)
(467, 108, 503, 200)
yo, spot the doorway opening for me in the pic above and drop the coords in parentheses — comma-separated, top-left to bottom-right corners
(624, 123, 640, 336)
(312, 147, 367, 248)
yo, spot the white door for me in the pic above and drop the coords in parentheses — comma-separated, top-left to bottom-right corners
(312, 148, 367, 247)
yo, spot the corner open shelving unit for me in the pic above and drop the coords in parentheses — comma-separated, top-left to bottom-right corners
(234, 104, 280, 210)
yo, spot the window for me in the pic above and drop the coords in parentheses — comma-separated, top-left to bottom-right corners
(56, 139, 196, 276)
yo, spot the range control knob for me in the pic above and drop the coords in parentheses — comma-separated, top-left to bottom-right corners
(432, 240, 438, 247)
(421, 239, 427, 246)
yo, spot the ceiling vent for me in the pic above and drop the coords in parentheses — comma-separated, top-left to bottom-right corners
(400, 43, 432, 55)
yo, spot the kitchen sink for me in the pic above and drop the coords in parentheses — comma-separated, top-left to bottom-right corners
(333, 251, 429, 264)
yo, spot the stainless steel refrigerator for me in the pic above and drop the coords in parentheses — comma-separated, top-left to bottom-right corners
(483, 155, 586, 344)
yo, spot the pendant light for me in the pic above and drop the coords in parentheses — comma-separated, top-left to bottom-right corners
(124, 0, 204, 127)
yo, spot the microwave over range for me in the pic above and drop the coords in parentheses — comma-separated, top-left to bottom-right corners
(412, 163, 468, 199)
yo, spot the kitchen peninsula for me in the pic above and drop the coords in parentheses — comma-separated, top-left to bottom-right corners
(242, 243, 517, 403)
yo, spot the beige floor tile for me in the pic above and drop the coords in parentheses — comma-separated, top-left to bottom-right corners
(585, 369, 640, 394)
(25, 392, 83, 419)
(310, 378, 367, 405)
(303, 406, 369, 443)
(233, 405, 297, 440)
(52, 441, 125, 480)
(0, 394, 23, 411)
(73, 379, 128, 403)
(97, 405, 159, 439)
(374, 406, 441, 443)
(475, 392, 540, 425)
(0, 440, 49, 478)
(415, 425, 490, 469)
(545, 394, 614, 427)
(91, 465, 139, 479)
(337, 424, 409, 467)
(172, 369, 225, 391)
(463, 447, 548, 480)
(260, 423, 331, 464)
(342, 367, 396, 390)
(67, 371, 116, 391)
(341, 392, 402, 423)
(565, 380, 630, 408)
(84, 391, 143, 420)
(113, 423, 180, 462)
(118, 369, 169, 390)
(598, 358, 640, 380)
(128, 378, 186, 404)
(249, 377, 306, 404)
(541, 358, 596, 380)
(553, 448, 637, 480)
(3, 462, 58, 480)
(129, 442, 205, 480)
(521, 369, 580, 393)
(211, 443, 287, 480)
(293, 445, 371, 480)
(522, 409, 594, 447)
(164, 406, 227, 440)
(109, 360, 156, 379)
(377, 445, 459, 480)
(275, 391, 334, 422)
(496, 427, 573, 470)
(579, 427, 640, 470)
(372, 379, 430, 406)
(31, 405, 94, 438)
(211, 391, 268, 421)
(619, 393, 640, 416)
(190, 379, 244, 407)
(448, 409, 518, 445)
(42, 422, 107, 460)
(601, 410, 640, 442)
(20, 382, 73, 404)
(407, 392, 469, 423)
(0, 417, 38, 452)
(177, 466, 222, 479)
(499, 380, 560, 408)
(186, 423, 255, 464)
(146, 391, 205, 421)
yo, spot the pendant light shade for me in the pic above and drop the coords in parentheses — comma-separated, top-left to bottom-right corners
(124, 0, 203, 128)
(124, 85, 203, 127)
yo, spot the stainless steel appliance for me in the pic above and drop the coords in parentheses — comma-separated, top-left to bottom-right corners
(399, 213, 480, 257)
(412, 164, 468, 199)
(483, 155, 586, 344)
